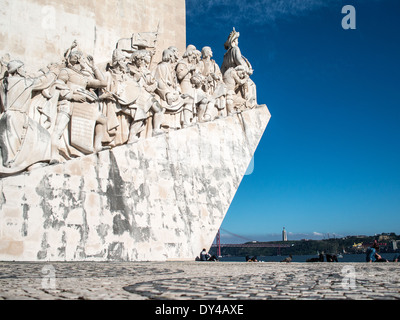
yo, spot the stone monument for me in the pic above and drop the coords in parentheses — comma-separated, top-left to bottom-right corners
(0, 0, 271, 261)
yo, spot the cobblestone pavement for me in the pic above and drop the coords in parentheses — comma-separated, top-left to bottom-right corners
(0, 261, 399, 300)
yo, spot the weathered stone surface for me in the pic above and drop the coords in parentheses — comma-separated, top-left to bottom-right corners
(0, 0, 186, 73)
(0, 106, 271, 261)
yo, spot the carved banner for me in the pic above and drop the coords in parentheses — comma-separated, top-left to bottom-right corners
(70, 102, 98, 154)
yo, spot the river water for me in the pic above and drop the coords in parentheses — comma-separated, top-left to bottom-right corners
(219, 253, 399, 263)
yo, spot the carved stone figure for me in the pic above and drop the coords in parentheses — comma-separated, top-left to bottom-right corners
(51, 45, 108, 162)
(129, 50, 164, 137)
(28, 62, 64, 134)
(102, 49, 164, 145)
(168, 46, 181, 70)
(176, 45, 212, 125)
(198, 46, 226, 119)
(221, 28, 257, 108)
(223, 66, 249, 115)
(153, 48, 193, 129)
(98, 49, 126, 147)
(0, 60, 58, 174)
(102, 49, 138, 146)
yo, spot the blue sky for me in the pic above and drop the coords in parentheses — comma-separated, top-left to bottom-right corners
(186, 0, 400, 242)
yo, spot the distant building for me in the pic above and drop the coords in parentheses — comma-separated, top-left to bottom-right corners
(379, 234, 391, 241)
(282, 227, 288, 242)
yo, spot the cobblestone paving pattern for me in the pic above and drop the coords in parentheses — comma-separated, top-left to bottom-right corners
(0, 262, 399, 300)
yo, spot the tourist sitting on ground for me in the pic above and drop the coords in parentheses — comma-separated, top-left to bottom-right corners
(306, 253, 324, 262)
(246, 255, 258, 262)
(199, 248, 219, 261)
(200, 248, 210, 261)
(374, 253, 389, 262)
(281, 255, 292, 263)
(326, 253, 338, 262)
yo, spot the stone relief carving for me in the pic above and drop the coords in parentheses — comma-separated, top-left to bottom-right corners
(0, 28, 261, 176)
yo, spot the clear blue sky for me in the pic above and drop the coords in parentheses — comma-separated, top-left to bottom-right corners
(186, 0, 400, 242)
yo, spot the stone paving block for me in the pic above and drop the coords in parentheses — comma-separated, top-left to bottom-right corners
(325, 296, 348, 300)
(228, 293, 251, 298)
(0, 262, 399, 300)
(255, 293, 273, 299)
(298, 296, 325, 300)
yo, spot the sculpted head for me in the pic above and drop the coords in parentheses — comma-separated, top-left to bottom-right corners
(183, 45, 197, 64)
(193, 50, 201, 64)
(224, 27, 240, 50)
(67, 50, 83, 66)
(112, 49, 126, 66)
(162, 49, 174, 63)
(143, 51, 151, 66)
(131, 50, 148, 68)
(201, 46, 213, 59)
(185, 44, 196, 52)
(168, 46, 180, 63)
(7, 60, 26, 77)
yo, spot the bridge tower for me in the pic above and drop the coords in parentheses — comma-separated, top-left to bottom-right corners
(216, 229, 221, 257)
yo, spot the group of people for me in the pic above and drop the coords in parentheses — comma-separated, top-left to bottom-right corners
(0, 28, 258, 175)
(196, 247, 400, 263)
(306, 253, 338, 262)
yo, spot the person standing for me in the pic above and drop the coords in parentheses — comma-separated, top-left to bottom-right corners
(366, 240, 380, 262)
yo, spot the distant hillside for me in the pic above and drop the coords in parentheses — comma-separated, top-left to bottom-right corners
(209, 233, 400, 257)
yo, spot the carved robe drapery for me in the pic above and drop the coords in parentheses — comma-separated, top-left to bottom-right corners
(0, 72, 56, 174)
(221, 46, 252, 75)
(221, 46, 257, 107)
(57, 67, 105, 155)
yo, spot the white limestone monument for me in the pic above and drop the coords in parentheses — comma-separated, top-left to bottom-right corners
(0, 0, 271, 261)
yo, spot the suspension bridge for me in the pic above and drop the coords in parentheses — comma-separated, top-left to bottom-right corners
(211, 229, 292, 256)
